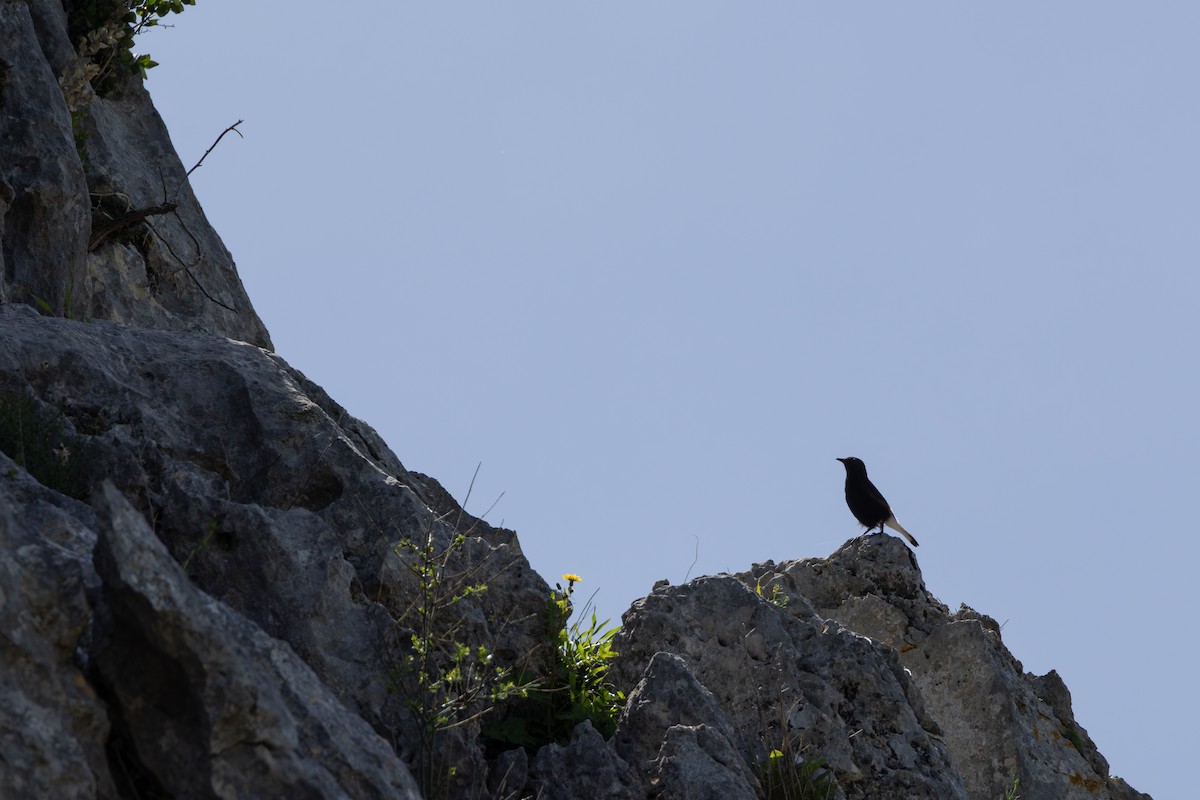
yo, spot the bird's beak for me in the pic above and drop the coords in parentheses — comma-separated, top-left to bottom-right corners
(836, 457, 846, 463)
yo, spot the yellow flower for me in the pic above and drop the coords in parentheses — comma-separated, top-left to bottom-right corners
(562, 573, 582, 585)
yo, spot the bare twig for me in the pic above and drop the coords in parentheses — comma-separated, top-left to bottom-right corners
(144, 210, 199, 270)
(86, 121, 246, 314)
(184, 262, 237, 312)
(478, 491, 505, 522)
(88, 202, 177, 251)
(455, 462, 483, 534)
(683, 534, 700, 583)
(187, 119, 243, 177)
(143, 216, 238, 312)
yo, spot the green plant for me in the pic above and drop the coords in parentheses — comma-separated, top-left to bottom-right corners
(30, 283, 85, 321)
(68, 0, 196, 90)
(1004, 776, 1021, 799)
(379, 461, 624, 791)
(60, 2, 193, 167)
(484, 574, 624, 751)
(759, 744, 836, 800)
(60, 1, 195, 169)
(0, 392, 94, 500)
(550, 575, 625, 734)
(755, 576, 790, 607)
(391, 529, 527, 797)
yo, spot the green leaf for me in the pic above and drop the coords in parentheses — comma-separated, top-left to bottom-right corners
(30, 295, 54, 316)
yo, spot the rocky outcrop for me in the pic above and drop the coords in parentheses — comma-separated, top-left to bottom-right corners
(741, 537, 1150, 800)
(0, 303, 549, 796)
(0, 272, 1153, 794)
(615, 652, 760, 800)
(0, 456, 423, 799)
(1, 0, 269, 346)
(0, 3, 1152, 799)
(611, 571, 968, 800)
(528, 721, 642, 800)
(90, 481, 422, 799)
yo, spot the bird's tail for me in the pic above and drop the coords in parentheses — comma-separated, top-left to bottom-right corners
(884, 515, 919, 547)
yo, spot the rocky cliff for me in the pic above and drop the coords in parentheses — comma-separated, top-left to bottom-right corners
(1, 3, 1149, 799)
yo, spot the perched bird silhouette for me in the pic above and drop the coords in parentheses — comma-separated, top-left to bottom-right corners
(836, 457, 919, 547)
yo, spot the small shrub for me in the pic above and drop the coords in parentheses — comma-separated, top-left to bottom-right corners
(484, 574, 624, 751)
(67, 0, 197, 93)
(390, 529, 526, 797)
(383, 502, 624, 792)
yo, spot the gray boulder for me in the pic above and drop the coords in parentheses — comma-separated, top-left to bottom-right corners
(744, 535, 1151, 800)
(90, 481, 421, 799)
(614, 651, 757, 799)
(613, 573, 968, 800)
(653, 724, 759, 800)
(528, 720, 641, 800)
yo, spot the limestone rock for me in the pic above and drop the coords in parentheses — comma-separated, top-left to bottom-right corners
(0, 297, 1155, 800)
(744, 535, 1151, 800)
(653, 724, 759, 800)
(614, 651, 757, 798)
(613, 573, 969, 800)
(0, 0, 90, 313)
(0, 460, 115, 799)
(528, 721, 641, 800)
(90, 481, 421, 799)
(0, 1, 270, 346)
(24, 0, 77, 76)
(0, 303, 551, 787)
(0, 301, 558, 796)
(81, 80, 270, 346)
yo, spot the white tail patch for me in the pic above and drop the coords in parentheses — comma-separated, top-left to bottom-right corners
(884, 515, 919, 547)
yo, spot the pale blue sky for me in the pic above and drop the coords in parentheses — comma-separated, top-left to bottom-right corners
(147, 4, 1197, 796)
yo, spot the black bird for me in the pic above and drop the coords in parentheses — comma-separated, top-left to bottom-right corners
(836, 457, 919, 547)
